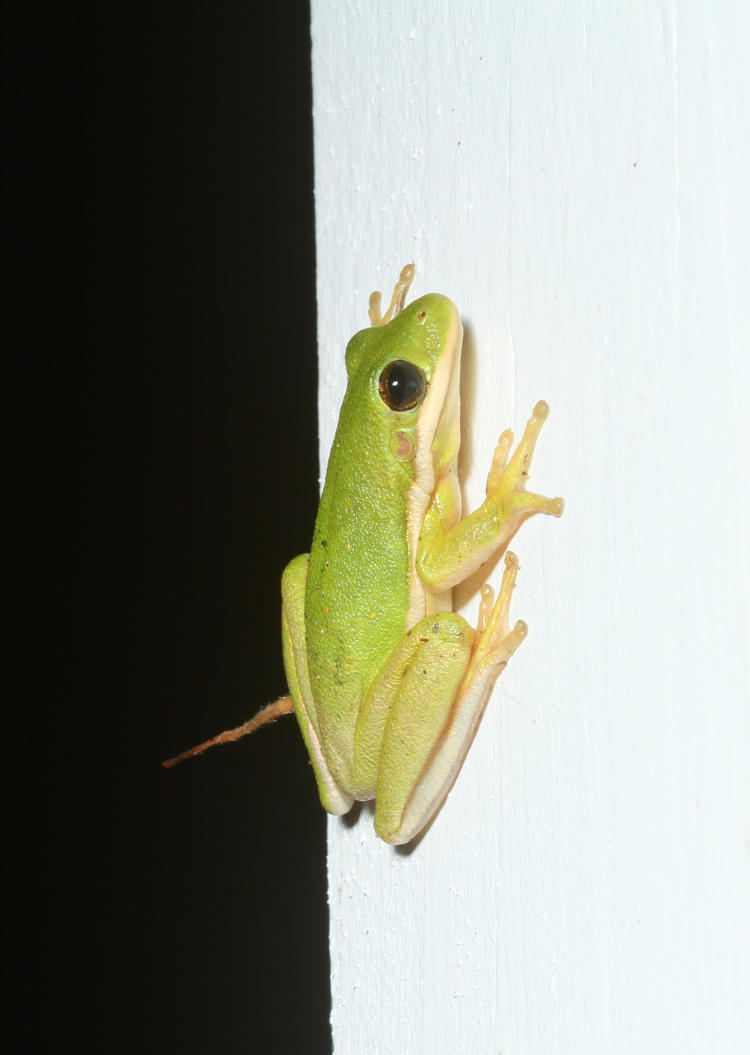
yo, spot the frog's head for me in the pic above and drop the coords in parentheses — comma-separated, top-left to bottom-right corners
(344, 289, 463, 495)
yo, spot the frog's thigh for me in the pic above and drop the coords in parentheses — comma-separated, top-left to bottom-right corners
(368, 613, 477, 844)
(282, 554, 353, 816)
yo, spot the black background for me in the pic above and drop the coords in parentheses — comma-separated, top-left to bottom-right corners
(12, 4, 331, 1052)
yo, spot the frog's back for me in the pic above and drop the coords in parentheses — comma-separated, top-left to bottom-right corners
(305, 398, 412, 782)
(303, 292, 460, 787)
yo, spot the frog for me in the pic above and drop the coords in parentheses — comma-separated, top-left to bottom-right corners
(164, 265, 563, 845)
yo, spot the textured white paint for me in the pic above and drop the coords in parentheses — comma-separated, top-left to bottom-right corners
(311, 2, 750, 1052)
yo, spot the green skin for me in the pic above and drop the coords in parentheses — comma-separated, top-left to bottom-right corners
(282, 276, 563, 844)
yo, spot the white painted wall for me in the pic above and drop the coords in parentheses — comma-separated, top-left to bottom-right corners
(311, 2, 750, 1052)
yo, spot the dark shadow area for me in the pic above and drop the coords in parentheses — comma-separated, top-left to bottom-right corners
(10, 4, 331, 1052)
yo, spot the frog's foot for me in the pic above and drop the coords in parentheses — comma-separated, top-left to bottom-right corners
(369, 263, 416, 326)
(470, 551, 527, 679)
(485, 401, 564, 522)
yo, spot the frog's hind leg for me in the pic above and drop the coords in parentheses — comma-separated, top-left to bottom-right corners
(356, 612, 474, 841)
(373, 552, 527, 845)
(282, 554, 354, 816)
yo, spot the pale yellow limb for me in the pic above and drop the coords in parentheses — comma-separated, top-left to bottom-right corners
(385, 552, 528, 845)
(418, 401, 564, 592)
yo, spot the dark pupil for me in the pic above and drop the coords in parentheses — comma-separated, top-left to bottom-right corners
(378, 360, 426, 411)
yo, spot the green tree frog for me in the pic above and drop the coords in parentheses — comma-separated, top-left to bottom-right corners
(165, 265, 563, 845)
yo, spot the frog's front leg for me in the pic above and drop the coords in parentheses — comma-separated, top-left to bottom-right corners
(353, 552, 526, 845)
(281, 554, 353, 816)
(418, 401, 564, 592)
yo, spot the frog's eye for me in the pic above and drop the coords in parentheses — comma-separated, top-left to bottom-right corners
(378, 360, 427, 412)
